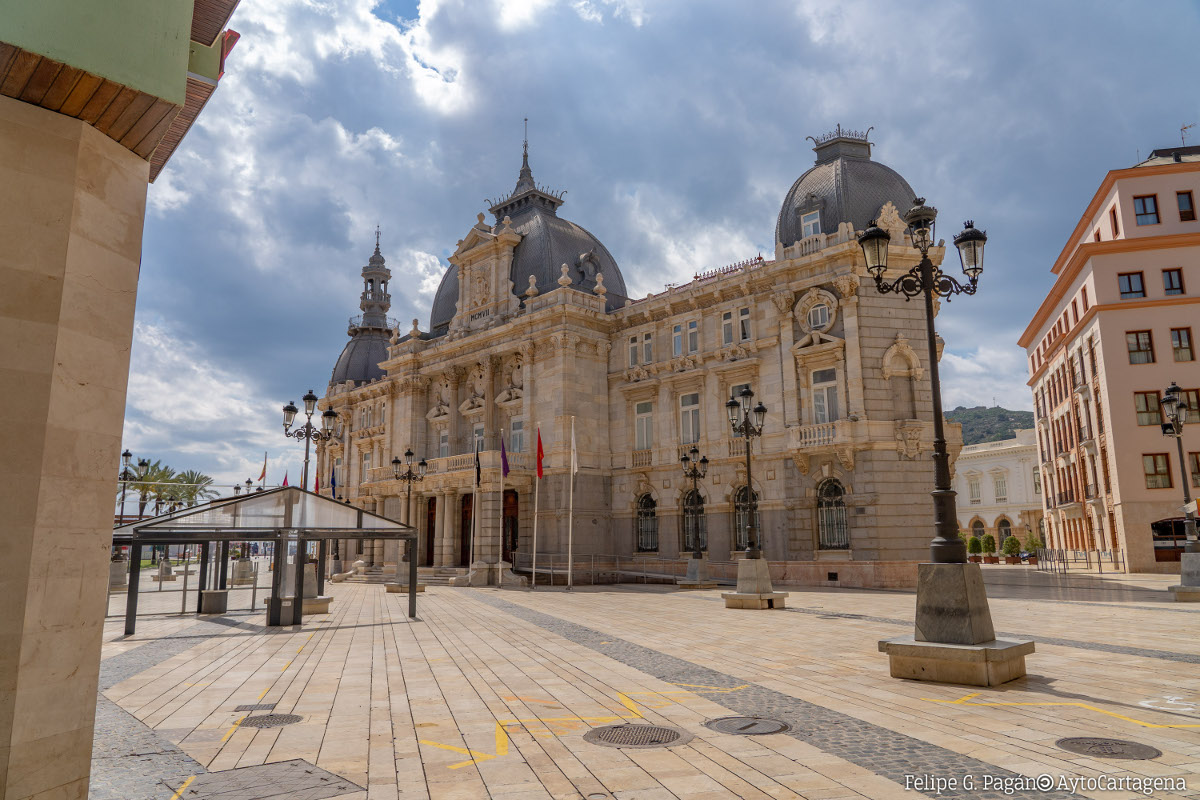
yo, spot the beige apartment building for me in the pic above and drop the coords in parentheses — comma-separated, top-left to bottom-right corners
(317, 129, 964, 588)
(1020, 145, 1200, 572)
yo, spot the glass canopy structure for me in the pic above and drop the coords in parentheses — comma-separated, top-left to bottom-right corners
(113, 487, 416, 631)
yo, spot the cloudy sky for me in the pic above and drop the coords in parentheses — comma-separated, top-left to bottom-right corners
(126, 0, 1198, 490)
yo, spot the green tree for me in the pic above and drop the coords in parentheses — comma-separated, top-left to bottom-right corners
(131, 460, 176, 517)
(967, 536, 982, 555)
(1001, 535, 1021, 556)
(175, 470, 218, 507)
(982, 533, 996, 555)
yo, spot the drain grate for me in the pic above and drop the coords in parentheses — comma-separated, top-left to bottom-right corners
(234, 703, 277, 712)
(240, 713, 303, 729)
(1056, 737, 1161, 760)
(582, 723, 692, 749)
(704, 716, 790, 735)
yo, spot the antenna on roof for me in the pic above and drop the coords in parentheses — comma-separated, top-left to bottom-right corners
(523, 117, 528, 157)
(1183, 123, 1196, 145)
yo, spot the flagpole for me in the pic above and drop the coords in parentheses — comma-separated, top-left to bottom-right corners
(470, 441, 478, 574)
(532, 423, 540, 591)
(568, 416, 575, 592)
(498, 428, 504, 589)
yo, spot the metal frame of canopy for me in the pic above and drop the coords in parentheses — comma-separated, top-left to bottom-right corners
(112, 487, 417, 634)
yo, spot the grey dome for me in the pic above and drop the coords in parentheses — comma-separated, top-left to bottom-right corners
(429, 148, 628, 332)
(776, 130, 915, 247)
(330, 329, 390, 386)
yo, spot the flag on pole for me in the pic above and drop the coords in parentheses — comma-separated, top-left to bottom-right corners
(258, 451, 268, 483)
(330, 467, 337, 495)
(474, 438, 481, 486)
(282, 470, 289, 487)
(314, 471, 320, 494)
(501, 434, 510, 478)
(536, 427, 544, 479)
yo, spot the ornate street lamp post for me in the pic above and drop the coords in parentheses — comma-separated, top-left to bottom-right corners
(392, 450, 427, 602)
(679, 446, 709, 559)
(857, 201, 986, 564)
(866, 199, 1034, 685)
(282, 390, 338, 490)
(725, 387, 767, 558)
(1161, 382, 1198, 553)
(118, 449, 135, 524)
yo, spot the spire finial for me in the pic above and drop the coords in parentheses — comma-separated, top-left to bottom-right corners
(523, 117, 528, 158)
(374, 225, 381, 254)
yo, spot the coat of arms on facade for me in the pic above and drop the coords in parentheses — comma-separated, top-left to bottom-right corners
(894, 420, 923, 460)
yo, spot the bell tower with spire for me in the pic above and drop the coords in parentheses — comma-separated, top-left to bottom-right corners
(359, 226, 392, 329)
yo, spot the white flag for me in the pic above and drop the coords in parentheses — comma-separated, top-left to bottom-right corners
(570, 417, 578, 475)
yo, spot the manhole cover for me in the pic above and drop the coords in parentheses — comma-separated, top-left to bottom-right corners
(582, 723, 693, 749)
(704, 716, 790, 735)
(234, 703, 276, 712)
(1056, 737, 1161, 760)
(240, 714, 303, 729)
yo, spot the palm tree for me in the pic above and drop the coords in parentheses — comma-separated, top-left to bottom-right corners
(132, 460, 176, 518)
(175, 470, 218, 507)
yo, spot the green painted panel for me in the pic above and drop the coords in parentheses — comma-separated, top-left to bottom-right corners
(0, 0, 194, 105)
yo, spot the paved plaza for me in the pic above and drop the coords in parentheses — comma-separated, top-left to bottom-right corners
(95, 569, 1200, 800)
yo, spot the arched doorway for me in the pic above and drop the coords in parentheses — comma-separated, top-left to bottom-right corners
(636, 495, 658, 552)
(425, 497, 436, 567)
(817, 479, 848, 549)
(460, 494, 473, 567)
(682, 489, 706, 553)
(502, 489, 518, 563)
(997, 518, 1012, 545)
(733, 486, 759, 551)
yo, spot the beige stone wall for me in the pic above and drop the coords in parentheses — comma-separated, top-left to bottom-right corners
(0, 96, 149, 799)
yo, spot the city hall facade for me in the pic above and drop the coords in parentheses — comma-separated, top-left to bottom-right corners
(316, 129, 961, 583)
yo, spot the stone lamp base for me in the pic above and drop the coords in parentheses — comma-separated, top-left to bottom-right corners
(1169, 553, 1200, 602)
(721, 557, 788, 609)
(677, 555, 718, 590)
(878, 562, 1033, 686)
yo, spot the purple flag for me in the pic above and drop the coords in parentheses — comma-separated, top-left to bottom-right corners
(500, 435, 510, 477)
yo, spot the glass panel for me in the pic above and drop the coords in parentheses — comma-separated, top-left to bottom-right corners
(125, 487, 409, 532)
(801, 211, 820, 238)
(739, 307, 751, 340)
(643, 333, 653, 363)
(687, 320, 698, 353)
(722, 312, 733, 345)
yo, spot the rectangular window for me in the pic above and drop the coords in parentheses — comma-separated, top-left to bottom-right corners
(1134, 194, 1159, 225)
(1163, 268, 1184, 296)
(1070, 299, 1078, 325)
(510, 420, 524, 453)
(1082, 287, 1089, 311)
(628, 336, 638, 367)
(1143, 453, 1172, 489)
(635, 401, 654, 451)
(730, 383, 750, 405)
(334, 457, 343, 489)
(1033, 469, 1042, 495)
(812, 368, 839, 424)
(679, 393, 700, 445)
(1134, 391, 1162, 426)
(1110, 206, 1120, 238)
(1118, 272, 1145, 299)
(1190, 452, 1200, 489)
(642, 332, 653, 363)
(738, 306, 751, 340)
(1093, 228, 1101, 242)
(722, 311, 734, 345)
(801, 210, 820, 238)
(1178, 190, 1196, 222)
(1184, 390, 1200, 418)
(438, 431, 449, 459)
(672, 324, 682, 357)
(473, 423, 485, 452)
(994, 476, 1007, 504)
(968, 478, 981, 505)
(1172, 328, 1194, 361)
(687, 320, 699, 353)
(1126, 331, 1154, 364)
(361, 451, 372, 481)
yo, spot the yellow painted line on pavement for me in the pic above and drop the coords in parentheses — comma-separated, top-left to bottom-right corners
(169, 775, 195, 799)
(257, 687, 270, 701)
(280, 659, 292, 672)
(927, 693, 1200, 729)
(419, 738, 496, 769)
(220, 717, 245, 743)
(617, 692, 642, 717)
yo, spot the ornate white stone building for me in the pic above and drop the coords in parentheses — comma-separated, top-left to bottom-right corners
(953, 429, 1045, 548)
(317, 129, 963, 584)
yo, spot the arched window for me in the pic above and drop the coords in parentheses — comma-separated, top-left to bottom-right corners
(733, 486, 760, 551)
(817, 480, 848, 549)
(682, 489, 706, 553)
(636, 495, 658, 552)
(997, 518, 1012, 542)
(971, 520, 985, 537)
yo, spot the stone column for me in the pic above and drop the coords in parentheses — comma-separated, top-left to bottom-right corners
(840, 282, 864, 417)
(773, 291, 797, 427)
(436, 489, 454, 566)
(0, 96, 151, 799)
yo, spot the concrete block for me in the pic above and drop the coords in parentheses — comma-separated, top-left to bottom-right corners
(878, 635, 1034, 686)
(914, 563, 995, 645)
(721, 591, 789, 609)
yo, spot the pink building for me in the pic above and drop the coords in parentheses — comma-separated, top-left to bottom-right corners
(1020, 145, 1200, 572)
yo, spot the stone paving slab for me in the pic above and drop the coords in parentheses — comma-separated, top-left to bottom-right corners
(164, 758, 363, 799)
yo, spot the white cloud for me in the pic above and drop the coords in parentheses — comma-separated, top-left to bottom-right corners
(941, 344, 1033, 412)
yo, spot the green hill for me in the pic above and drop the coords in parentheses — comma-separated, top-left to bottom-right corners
(945, 406, 1035, 445)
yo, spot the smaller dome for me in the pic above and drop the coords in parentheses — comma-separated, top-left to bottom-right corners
(776, 127, 916, 248)
(330, 329, 390, 386)
(430, 263, 459, 334)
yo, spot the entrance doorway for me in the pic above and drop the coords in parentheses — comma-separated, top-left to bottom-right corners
(425, 497, 436, 567)
(503, 489, 518, 563)
(460, 494, 473, 567)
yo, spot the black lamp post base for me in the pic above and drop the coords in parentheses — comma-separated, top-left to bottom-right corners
(930, 538, 967, 564)
(743, 548, 763, 560)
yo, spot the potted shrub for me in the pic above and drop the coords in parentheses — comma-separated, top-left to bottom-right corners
(981, 533, 999, 564)
(967, 536, 983, 563)
(1023, 534, 1041, 565)
(1001, 535, 1022, 564)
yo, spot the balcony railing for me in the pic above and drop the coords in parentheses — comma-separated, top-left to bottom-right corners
(631, 449, 653, 468)
(1084, 483, 1098, 499)
(790, 421, 842, 450)
(1057, 489, 1078, 505)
